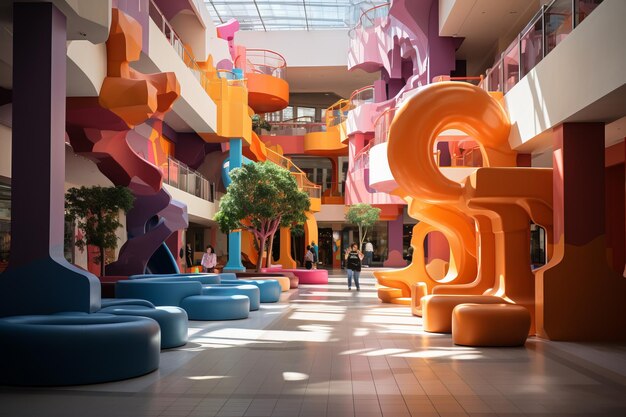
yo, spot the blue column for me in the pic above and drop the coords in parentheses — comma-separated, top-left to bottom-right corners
(224, 138, 245, 271)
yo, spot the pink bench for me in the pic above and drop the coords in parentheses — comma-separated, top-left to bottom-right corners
(262, 268, 328, 284)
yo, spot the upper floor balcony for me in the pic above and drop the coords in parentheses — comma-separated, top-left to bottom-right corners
(303, 100, 350, 155)
(347, 2, 390, 72)
(146, 0, 250, 140)
(346, 85, 378, 136)
(235, 49, 289, 114)
(480, 0, 604, 94)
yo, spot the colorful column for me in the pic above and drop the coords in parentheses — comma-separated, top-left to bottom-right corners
(0, 3, 100, 316)
(383, 215, 405, 267)
(224, 138, 245, 271)
(535, 123, 626, 341)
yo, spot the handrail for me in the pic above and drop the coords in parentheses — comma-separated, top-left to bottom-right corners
(234, 48, 287, 80)
(352, 142, 372, 171)
(148, 0, 246, 94)
(162, 156, 215, 202)
(350, 2, 390, 35)
(373, 107, 396, 146)
(480, 0, 603, 93)
(432, 75, 484, 84)
(349, 85, 375, 104)
(265, 148, 322, 198)
(325, 99, 351, 127)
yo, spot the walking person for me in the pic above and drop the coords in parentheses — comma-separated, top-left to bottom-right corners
(345, 243, 363, 291)
(304, 245, 314, 270)
(185, 243, 194, 271)
(364, 240, 374, 267)
(310, 241, 319, 269)
(201, 245, 217, 273)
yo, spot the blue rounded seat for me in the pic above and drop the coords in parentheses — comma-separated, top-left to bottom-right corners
(101, 298, 155, 309)
(201, 284, 260, 311)
(0, 313, 160, 386)
(129, 273, 221, 285)
(180, 295, 249, 320)
(99, 304, 188, 349)
(222, 279, 281, 303)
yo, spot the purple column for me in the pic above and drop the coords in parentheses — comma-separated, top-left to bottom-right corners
(384, 215, 406, 267)
(0, 3, 100, 317)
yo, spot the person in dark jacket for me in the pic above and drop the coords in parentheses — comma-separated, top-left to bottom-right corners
(344, 243, 363, 291)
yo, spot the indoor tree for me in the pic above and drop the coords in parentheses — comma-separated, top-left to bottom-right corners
(345, 203, 381, 251)
(215, 161, 310, 272)
(65, 185, 134, 276)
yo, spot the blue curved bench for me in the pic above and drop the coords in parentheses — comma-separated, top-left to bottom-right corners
(201, 284, 260, 311)
(0, 313, 160, 386)
(129, 273, 221, 285)
(99, 303, 188, 349)
(116, 278, 249, 320)
(181, 295, 249, 321)
(221, 279, 281, 303)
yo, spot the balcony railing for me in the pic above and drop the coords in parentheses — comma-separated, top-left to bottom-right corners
(265, 149, 322, 199)
(349, 2, 391, 38)
(148, 0, 246, 94)
(349, 85, 375, 108)
(161, 157, 216, 202)
(373, 107, 396, 146)
(235, 49, 287, 80)
(267, 117, 325, 136)
(325, 99, 351, 127)
(432, 75, 484, 86)
(481, 0, 603, 93)
(352, 143, 372, 173)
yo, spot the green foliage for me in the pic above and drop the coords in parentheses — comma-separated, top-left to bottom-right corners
(215, 162, 310, 270)
(251, 114, 271, 133)
(345, 203, 381, 250)
(65, 186, 134, 276)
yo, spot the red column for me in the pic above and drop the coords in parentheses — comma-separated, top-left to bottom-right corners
(535, 123, 626, 341)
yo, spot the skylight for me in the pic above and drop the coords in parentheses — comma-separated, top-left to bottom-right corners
(205, 0, 371, 31)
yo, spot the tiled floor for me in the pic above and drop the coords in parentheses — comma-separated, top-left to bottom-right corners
(1, 271, 626, 416)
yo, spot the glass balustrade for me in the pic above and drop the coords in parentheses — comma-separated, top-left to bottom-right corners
(480, 0, 603, 93)
(161, 157, 215, 202)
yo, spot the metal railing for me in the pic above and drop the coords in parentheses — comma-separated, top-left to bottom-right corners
(432, 75, 484, 86)
(325, 99, 351, 127)
(235, 49, 287, 80)
(264, 149, 322, 199)
(268, 117, 325, 136)
(162, 157, 216, 202)
(349, 85, 375, 108)
(352, 142, 372, 173)
(149, 0, 246, 93)
(481, 0, 603, 93)
(349, 2, 391, 38)
(373, 107, 396, 146)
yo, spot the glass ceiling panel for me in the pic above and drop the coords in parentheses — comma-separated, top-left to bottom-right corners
(205, 0, 357, 31)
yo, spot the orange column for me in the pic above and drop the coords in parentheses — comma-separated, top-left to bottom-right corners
(535, 123, 626, 341)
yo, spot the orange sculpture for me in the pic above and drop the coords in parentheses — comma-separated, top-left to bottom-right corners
(386, 82, 553, 334)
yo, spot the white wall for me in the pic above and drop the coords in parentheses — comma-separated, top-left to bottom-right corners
(163, 184, 218, 224)
(505, 0, 626, 152)
(314, 204, 346, 222)
(235, 30, 349, 67)
(66, 40, 107, 97)
(132, 19, 219, 134)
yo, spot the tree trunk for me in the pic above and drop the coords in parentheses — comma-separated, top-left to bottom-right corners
(256, 235, 266, 272)
(99, 245, 106, 277)
(266, 232, 275, 268)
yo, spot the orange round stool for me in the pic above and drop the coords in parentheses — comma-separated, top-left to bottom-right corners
(422, 294, 507, 333)
(378, 287, 404, 303)
(452, 303, 531, 346)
